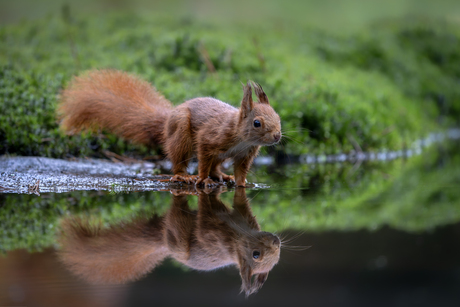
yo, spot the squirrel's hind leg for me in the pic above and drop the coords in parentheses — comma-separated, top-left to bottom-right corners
(165, 112, 196, 184)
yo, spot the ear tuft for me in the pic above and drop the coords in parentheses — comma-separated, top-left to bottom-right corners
(239, 257, 269, 298)
(250, 81, 269, 104)
(240, 272, 269, 298)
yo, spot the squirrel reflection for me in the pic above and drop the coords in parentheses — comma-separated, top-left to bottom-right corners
(58, 188, 281, 296)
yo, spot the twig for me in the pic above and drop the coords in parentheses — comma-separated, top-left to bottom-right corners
(62, 4, 80, 70)
(198, 41, 216, 73)
(252, 37, 266, 72)
(28, 180, 41, 196)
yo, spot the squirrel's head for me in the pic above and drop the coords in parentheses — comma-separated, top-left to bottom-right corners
(237, 230, 281, 297)
(239, 81, 282, 146)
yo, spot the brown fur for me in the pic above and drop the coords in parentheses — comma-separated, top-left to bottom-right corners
(58, 70, 282, 186)
(58, 188, 281, 297)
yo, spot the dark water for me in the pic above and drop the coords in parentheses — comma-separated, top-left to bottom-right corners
(1, 141, 460, 307)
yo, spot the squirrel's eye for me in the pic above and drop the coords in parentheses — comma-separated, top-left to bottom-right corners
(253, 251, 260, 259)
(253, 120, 261, 128)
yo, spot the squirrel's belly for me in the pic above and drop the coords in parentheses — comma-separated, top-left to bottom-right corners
(185, 258, 234, 271)
(219, 142, 253, 160)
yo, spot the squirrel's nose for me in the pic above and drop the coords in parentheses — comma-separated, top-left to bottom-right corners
(273, 132, 281, 142)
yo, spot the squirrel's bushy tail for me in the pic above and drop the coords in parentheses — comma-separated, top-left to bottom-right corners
(58, 69, 172, 146)
(58, 217, 169, 284)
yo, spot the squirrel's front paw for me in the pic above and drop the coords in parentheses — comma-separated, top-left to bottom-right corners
(221, 174, 235, 183)
(195, 177, 218, 187)
(210, 171, 235, 183)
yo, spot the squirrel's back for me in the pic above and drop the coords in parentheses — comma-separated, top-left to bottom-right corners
(58, 69, 173, 146)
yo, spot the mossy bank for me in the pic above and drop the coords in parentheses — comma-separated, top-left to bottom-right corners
(1, 11, 459, 158)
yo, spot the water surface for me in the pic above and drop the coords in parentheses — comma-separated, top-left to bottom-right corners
(1, 142, 460, 306)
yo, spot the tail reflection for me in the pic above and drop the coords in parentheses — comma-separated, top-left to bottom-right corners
(58, 188, 281, 296)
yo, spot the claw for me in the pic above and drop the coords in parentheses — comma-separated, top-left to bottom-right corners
(210, 172, 235, 183)
(196, 177, 218, 187)
(222, 174, 235, 183)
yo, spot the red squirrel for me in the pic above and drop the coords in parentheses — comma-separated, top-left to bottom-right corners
(58, 70, 282, 186)
(58, 188, 281, 296)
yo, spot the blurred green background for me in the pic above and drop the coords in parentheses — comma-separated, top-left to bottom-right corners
(2, 0, 460, 31)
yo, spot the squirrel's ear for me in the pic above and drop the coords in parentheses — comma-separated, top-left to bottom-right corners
(239, 259, 254, 297)
(240, 268, 268, 297)
(251, 272, 269, 295)
(250, 81, 269, 105)
(238, 255, 268, 297)
(241, 81, 254, 118)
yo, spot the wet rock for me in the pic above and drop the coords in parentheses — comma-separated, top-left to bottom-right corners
(0, 157, 173, 194)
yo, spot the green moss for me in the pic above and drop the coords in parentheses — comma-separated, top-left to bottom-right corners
(315, 19, 460, 123)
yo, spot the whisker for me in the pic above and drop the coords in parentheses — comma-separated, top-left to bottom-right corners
(231, 220, 262, 242)
(281, 245, 312, 251)
(282, 127, 312, 133)
(228, 210, 263, 242)
(248, 189, 262, 202)
(278, 233, 289, 243)
(281, 135, 307, 146)
(280, 230, 306, 244)
(232, 142, 255, 159)
(281, 234, 305, 245)
(278, 142, 292, 164)
(173, 155, 198, 173)
(279, 230, 311, 251)
(281, 249, 308, 256)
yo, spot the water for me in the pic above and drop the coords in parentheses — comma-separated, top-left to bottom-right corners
(1, 141, 460, 306)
